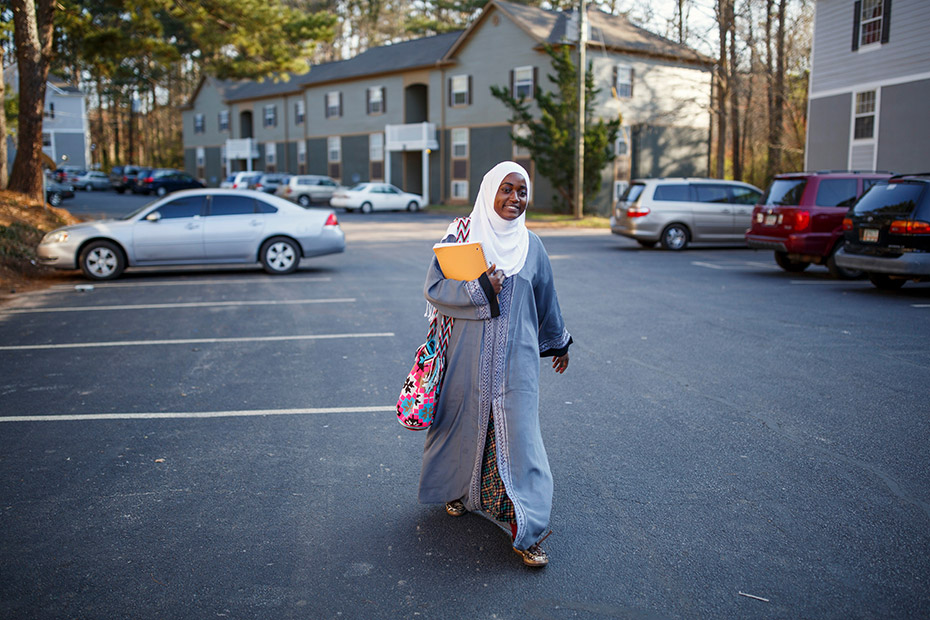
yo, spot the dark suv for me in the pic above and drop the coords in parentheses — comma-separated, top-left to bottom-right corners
(109, 165, 144, 193)
(835, 174, 930, 290)
(745, 171, 893, 278)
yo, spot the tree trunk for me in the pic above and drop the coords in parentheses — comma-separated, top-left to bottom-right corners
(770, 0, 788, 177)
(715, 0, 730, 178)
(728, 0, 741, 180)
(9, 0, 55, 202)
(0, 58, 8, 190)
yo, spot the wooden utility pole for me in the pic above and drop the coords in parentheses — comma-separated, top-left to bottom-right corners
(574, 0, 587, 219)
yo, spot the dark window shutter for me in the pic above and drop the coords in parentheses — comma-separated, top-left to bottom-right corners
(510, 69, 515, 96)
(852, 1, 861, 51)
(448, 77, 452, 107)
(324, 96, 329, 118)
(532, 67, 538, 96)
(274, 107, 278, 127)
(881, 0, 892, 43)
(366, 88, 371, 115)
(382, 87, 387, 113)
(467, 75, 473, 105)
(630, 67, 635, 97)
(613, 66, 618, 94)
(339, 92, 343, 117)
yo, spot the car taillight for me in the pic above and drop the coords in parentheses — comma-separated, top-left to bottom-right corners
(890, 220, 930, 235)
(144, 176, 154, 183)
(843, 217, 853, 231)
(255, 183, 263, 189)
(324, 213, 339, 227)
(626, 205, 650, 218)
(232, 183, 238, 188)
(285, 187, 292, 194)
(791, 210, 810, 231)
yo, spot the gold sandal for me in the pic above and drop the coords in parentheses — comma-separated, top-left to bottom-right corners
(513, 530, 551, 567)
(444, 499, 466, 517)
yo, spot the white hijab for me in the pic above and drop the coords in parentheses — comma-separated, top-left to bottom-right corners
(447, 161, 530, 277)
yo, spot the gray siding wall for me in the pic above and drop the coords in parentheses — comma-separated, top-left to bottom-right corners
(811, 0, 930, 95)
(876, 78, 930, 173)
(632, 125, 709, 179)
(204, 147, 224, 186)
(342, 135, 369, 186)
(53, 132, 87, 169)
(184, 78, 231, 147)
(307, 138, 328, 176)
(806, 93, 851, 170)
(305, 75, 406, 138)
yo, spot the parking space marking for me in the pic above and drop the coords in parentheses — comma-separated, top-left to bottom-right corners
(691, 260, 782, 271)
(0, 405, 395, 423)
(0, 332, 394, 351)
(1, 298, 356, 314)
(48, 276, 332, 290)
(913, 304, 930, 308)
(789, 280, 854, 285)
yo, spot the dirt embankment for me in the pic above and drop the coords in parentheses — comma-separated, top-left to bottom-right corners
(0, 190, 83, 299)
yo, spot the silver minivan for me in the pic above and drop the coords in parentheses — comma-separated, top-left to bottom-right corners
(610, 178, 763, 250)
(276, 175, 343, 207)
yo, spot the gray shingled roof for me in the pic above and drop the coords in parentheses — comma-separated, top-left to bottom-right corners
(224, 31, 461, 103)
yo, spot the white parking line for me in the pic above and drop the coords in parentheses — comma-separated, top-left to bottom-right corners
(0, 405, 396, 423)
(48, 276, 332, 290)
(0, 332, 395, 351)
(789, 280, 852, 285)
(691, 261, 730, 270)
(913, 304, 930, 308)
(0, 298, 356, 314)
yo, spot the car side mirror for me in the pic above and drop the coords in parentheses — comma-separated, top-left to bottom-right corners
(146, 211, 161, 222)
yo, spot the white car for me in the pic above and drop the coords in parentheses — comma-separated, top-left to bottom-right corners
(220, 171, 262, 189)
(73, 171, 111, 191)
(330, 182, 425, 213)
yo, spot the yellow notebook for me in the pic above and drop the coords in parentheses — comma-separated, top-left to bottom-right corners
(433, 242, 488, 281)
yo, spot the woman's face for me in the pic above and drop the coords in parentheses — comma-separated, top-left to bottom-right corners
(493, 172, 528, 220)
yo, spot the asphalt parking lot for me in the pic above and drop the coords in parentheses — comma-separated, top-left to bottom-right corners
(1, 213, 929, 619)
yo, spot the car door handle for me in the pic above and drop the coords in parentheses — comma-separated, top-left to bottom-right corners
(186, 223, 200, 230)
(250, 220, 262, 226)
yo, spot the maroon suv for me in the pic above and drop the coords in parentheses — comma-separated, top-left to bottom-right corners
(745, 171, 892, 278)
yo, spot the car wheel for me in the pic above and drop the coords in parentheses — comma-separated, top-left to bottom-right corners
(79, 240, 125, 281)
(47, 192, 62, 207)
(297, 195, 311, 207)
(115, 187, 125, 194)
(868, 273, 906, 290)
(260, 237, 300, 275)
(774, 251, 810, 273)
(407, 201, 420, 212)
(84, 184, 93, 192)
(360, 202, 373, 214)
(660, 224, 689, 251)
(156, 186, 168, 197)
(826, 245, 863, 279)
(637, 239, 657, 248)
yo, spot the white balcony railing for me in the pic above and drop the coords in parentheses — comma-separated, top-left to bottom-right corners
(385, 122, 438, 151)
(225, 138, 260, 160)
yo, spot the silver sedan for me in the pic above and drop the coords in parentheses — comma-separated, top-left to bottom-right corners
(38, 189, 346, 280)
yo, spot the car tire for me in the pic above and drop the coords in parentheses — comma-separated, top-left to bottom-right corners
(360, 202, 373, 214)
(79, 240, 125, 281)
(868, 273, 906, 290)
(660, 224, 689, 251)
(407, 201, 420, 212)
(156, 186, 168, 197)
(47, 192, 62, 207)
(84, 184, 93, 192)
(637, 239, 657, 248)
(260, 237, 300, 275)
(774, 251, 810, 273)
(826, 245, 863, 279)
(115, 187, 125, 194)
(297, 195, 311, 207)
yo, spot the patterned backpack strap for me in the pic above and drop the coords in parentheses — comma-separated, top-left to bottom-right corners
(454, 216, 470, 242)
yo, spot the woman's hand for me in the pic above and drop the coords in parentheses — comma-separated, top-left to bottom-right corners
(485, 263, 503, 294)
(552, 352, 569, 374)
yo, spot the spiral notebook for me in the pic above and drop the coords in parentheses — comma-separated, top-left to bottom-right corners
(432, 242, 488, 281)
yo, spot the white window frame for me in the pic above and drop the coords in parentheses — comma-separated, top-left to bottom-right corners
(858, 0, 885, 49)
(452, 75, 469, 106)
(615, 126, 630, 156)
(263, 104, 277, 128)
(42, 132, 52, 147)
(326, 91, 341, 118)
(218, 110, 229, 132)
(196, 147, 205, 167)
(45, 102, 55, 119)
(369, 132, 384, 162)
(852, 90, 878, 142)
(265, 142, 276, 165)
(512, 124, 531, 158)
(221, 145, 227, 168)
(848, 89, 880, 171)
(368, 87, 384, 115)
(328, 136, 342, 163)
(615, 64, 633, 99)
(194, 113, 205, 133)
(297, 140, 307, 164)
(451, 128, 469, 159)
(295, 100, 305, 125)
(451, 180, 469, 200)
(514, 66, 534, 99)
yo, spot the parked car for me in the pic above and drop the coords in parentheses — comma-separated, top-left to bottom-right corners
(252, 173, 288, 194)
(74, 170, 111, 191)
(134, 169, 205, 196)
(130, 167, 156, 194)
(745, 171, 893, 278)
(110, 165, 145, 193)
(330, 182, 426, 213)
(835, 174, 930, 290)
(220, 171, 262, 189)
(610, 178, 763, 250)
(37, 189, 346, 281)
(276, 175, 343, 206)
(45, 180, 75, 207)
(53, 165, 84, 184)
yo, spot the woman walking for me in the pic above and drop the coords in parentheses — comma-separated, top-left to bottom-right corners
(418, 161, 572, 567)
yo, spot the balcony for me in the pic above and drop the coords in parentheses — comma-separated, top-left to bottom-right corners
(385, 122, 438, 152)
(225, 138, 260, 160)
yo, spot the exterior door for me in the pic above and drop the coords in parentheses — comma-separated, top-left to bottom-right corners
(133, 195, 206, 261)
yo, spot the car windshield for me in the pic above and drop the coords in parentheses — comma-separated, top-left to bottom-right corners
(763, 179, 807, 206)
(120, 201, 159, 220)
(852, 182, 926, 217)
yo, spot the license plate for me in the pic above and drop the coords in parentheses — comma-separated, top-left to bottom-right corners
(861, 228, 879, 242)
(764, 214, 777, 225)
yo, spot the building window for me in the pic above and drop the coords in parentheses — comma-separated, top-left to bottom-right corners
(451, 128, 469, 159)
(857, 0, 887, 48)
(42, 132, 52, 147)
(221, 146, 227, 168)
(263, 105, 277, 128)
(367, 87, 385, 115)
(295, 100, 305, 125)
(328, 136, 342, 179)
(194, 114, 205, 133)
(265, 142, 276, 170)
(854, 90, 876, 140)
(369, 133, 384, 180)
(615, 127, 629, 156)
(326, 91, 342, 118)
(218, 110, 229, 132)
(512, 124, 531, 158)
(451, 181, 469, 200)
(614, 64, 634, 98)
(45, 102, 55, 119)
(512, 66, 535, 99)
(297, 141, 307, 174)
(196, 147, 205, 167)
(450, 74, 471, 106)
